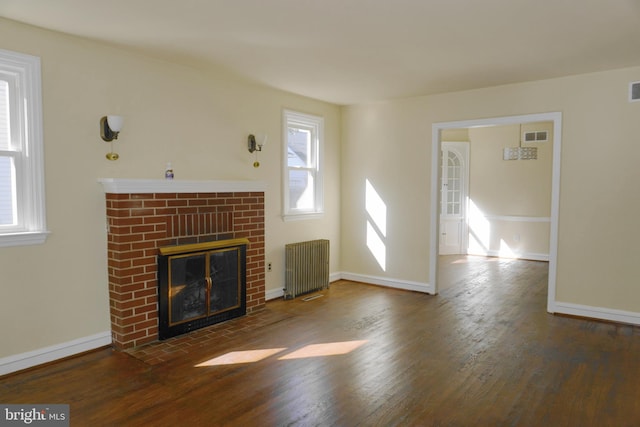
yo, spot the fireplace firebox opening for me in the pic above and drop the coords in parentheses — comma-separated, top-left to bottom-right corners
(158, 238, 249, 340)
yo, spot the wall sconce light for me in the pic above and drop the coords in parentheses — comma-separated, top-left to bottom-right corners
(100, 115, 124, 161)
(248, 133, 267, 167)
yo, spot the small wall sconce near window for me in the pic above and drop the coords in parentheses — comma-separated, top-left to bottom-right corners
(248, 133, 267, 167)
(100, 115, 124, 160)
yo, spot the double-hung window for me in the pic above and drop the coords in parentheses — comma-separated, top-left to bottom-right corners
(283, 110, 324, 220)
(0, 48, 47, 247)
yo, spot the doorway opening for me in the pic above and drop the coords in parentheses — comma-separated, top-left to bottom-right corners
(430, 113, 562, 314)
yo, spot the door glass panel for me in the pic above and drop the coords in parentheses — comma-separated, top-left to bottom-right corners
(446, 151, 462, 215)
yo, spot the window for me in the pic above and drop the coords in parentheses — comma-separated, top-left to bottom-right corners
(283, 110, 324, 220)
(0, 48, 48, 247)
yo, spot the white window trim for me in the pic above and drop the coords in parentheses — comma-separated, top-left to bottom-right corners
(282, 109, 324, 221)
(0, 48, 48, 247)
(284, 211, 325, 222)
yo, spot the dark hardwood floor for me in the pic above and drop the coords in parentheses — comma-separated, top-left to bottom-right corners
(2, 255, 640, 426)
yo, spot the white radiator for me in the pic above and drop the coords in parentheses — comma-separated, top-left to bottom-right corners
(284, 239, 330, 299)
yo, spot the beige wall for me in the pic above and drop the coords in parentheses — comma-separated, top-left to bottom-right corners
(0, 18, 341, 359)
(441, 129, 469, 141)
(466, 123, 552, 258)
(341, 98, 432, 283)
(342, 66, 640, 312)
(468, 123, 553, 216)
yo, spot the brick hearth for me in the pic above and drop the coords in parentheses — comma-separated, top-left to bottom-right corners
(99, 179, 266, 350)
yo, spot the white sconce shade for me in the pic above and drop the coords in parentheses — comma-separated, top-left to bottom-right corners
(101, 114, 124, 161)
(107, 115, 124, 133)
(100, 115, 124, 142)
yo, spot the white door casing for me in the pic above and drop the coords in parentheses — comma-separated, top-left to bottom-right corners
(430, 112, 562, 317)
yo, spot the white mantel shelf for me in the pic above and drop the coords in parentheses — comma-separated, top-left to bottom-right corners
(98, 178, 267, 194)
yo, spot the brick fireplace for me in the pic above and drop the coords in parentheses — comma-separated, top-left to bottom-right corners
(99, 179, 266, 350)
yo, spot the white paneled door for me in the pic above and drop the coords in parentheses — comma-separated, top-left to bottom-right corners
(439, 142, 469, 255)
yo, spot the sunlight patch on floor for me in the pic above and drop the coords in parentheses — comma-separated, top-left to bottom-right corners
(195, 348, 287, 367)
(194, 340, 368, 367)
(279, 340, 367, 360)
(449, 255, 500, 264)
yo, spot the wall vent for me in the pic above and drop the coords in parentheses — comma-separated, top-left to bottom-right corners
(523, 130, 548, 143)
(630, 81, 640, 102)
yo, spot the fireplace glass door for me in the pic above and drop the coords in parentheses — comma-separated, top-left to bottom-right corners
(169, 253, 207, 324)
(158, 239, 247, 340)
(209, 249, 240, 313)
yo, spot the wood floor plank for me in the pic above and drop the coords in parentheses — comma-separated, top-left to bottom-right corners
(2, 256, 640, 426)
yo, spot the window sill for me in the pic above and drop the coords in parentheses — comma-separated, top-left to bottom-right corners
(0, 230, 50, 248)
(282, 212, 324, 222)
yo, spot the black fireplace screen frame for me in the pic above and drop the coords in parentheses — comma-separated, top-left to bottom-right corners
(157, 239, 248, 340)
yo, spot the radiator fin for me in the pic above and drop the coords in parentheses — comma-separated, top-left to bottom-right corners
(285, 239, 330, 299)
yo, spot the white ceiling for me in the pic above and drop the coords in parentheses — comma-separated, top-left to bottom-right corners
(2, 0, 640, 105)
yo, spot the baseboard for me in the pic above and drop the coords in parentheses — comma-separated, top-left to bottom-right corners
(265, 272, 354, 301)
(329, 272, 341, 283)
(339, 272, 434, 294)
(467, 249, 549, 262)
(265, 272, 432, 299)
(552, 302, 640, 326)
(265, 287, 284, 301)
(0, 331, 112, 377)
